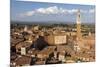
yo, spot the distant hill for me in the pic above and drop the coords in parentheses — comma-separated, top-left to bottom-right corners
(11, 21, 95, 25)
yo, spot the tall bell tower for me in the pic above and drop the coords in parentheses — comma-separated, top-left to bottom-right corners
(76, 9, 82, 41)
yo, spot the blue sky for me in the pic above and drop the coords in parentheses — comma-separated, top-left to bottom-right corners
(11, 0, 95, 23)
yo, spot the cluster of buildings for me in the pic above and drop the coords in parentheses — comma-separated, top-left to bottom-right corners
(10, 10, 95, 67)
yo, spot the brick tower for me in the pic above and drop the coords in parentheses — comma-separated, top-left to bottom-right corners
(76, 9, 82, 41)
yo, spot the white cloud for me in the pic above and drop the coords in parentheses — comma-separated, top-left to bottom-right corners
(35, 6, 68, 14)
(26, 11, 35, 16)
(19, 6, 95, 17)
(66, 9, 77, 14)
(36, 6, 59, 14)
(80, 10, 88, 13)
(19, 11, 35, 17)
(89, 9, 95, 13)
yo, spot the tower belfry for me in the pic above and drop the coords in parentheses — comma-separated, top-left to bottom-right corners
(76, 9, 82, 41)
